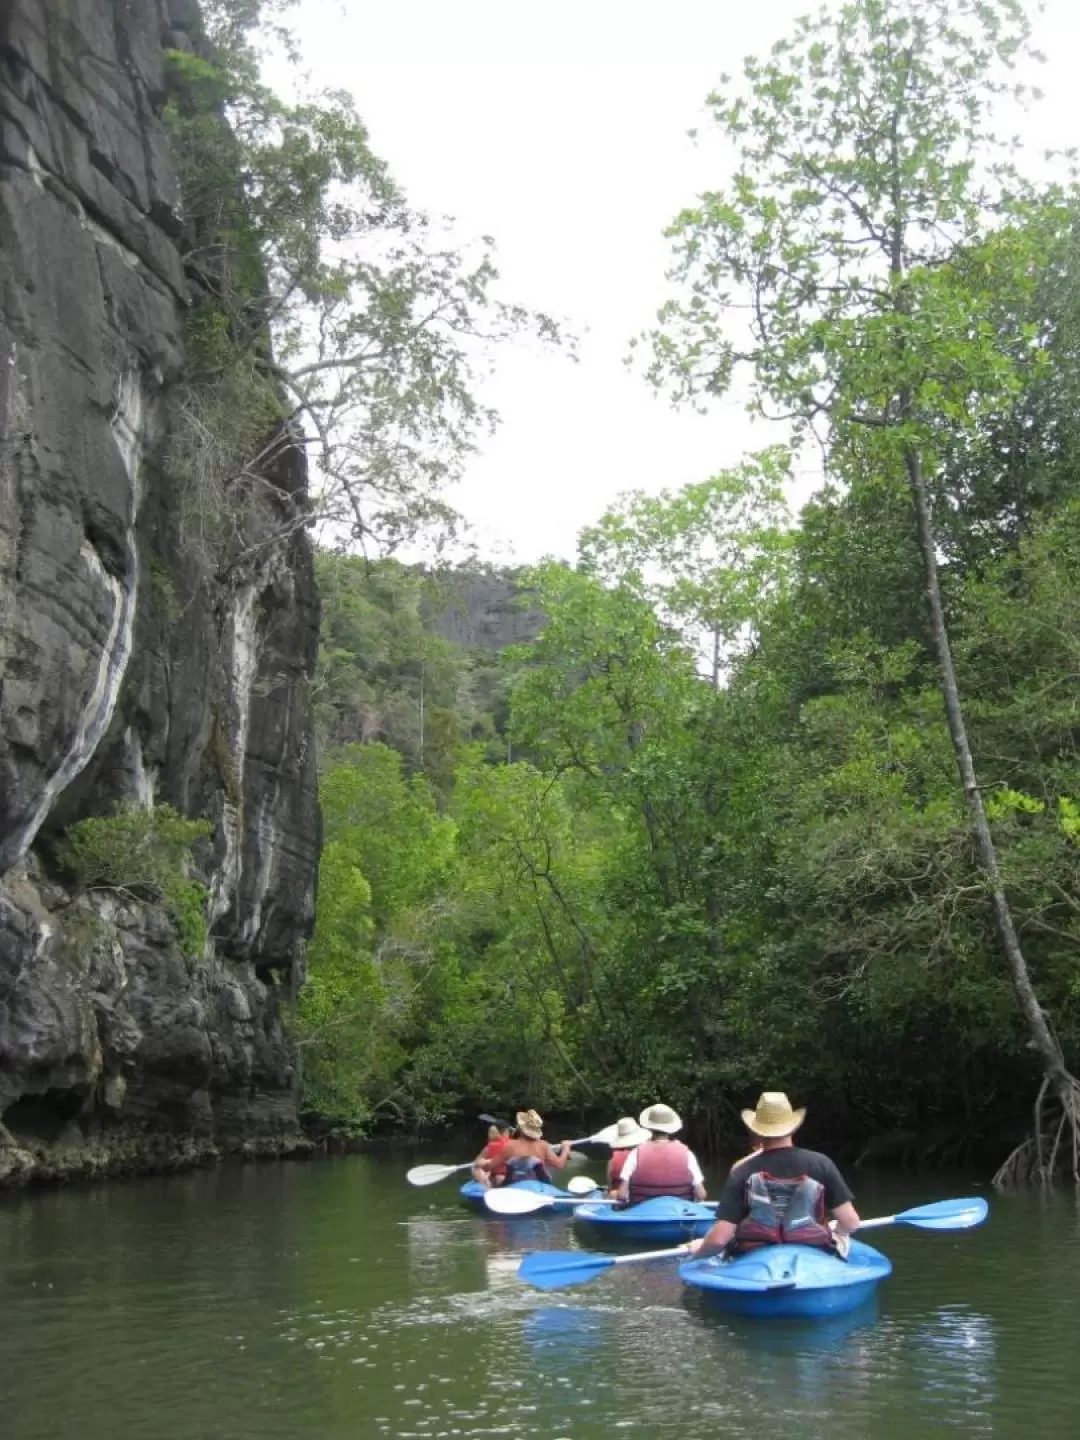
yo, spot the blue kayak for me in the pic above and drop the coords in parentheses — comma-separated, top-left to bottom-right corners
(574, 1196, 715, 1247)
(679, 1239, 892, 1319)
(459, 1179, 595, 1215)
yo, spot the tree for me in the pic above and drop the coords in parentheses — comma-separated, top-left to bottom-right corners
(163, 1, 565, 577)
(579, 448, 795, 685)
(646, 0, 1080, 1179)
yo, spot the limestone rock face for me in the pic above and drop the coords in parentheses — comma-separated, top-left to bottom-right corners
(0, 0, 320, 1185)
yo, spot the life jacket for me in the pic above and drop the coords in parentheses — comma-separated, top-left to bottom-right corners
(482, 1137, 511, 1183)
(505, 1152, 551, 1185)
(627, 1140, 695, 1204)
(608, 1149, 631, 1188)
(731, 1171, 836, 1253)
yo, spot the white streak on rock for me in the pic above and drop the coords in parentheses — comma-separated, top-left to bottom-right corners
(7, 373, 144, 863)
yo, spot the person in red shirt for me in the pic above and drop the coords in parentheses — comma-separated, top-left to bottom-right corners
(605, 1116, 650, 1196)
(471, 1119, 514, 1187)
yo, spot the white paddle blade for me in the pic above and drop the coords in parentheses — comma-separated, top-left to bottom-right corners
(406, 1162, 468, 1187)
(484, 1187, 555, 1215)
(568, 1176, 603, 1195)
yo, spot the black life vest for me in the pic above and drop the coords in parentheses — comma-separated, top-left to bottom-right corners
(731, 1171, 836, 1253)
(505, 1154, 551, 1185)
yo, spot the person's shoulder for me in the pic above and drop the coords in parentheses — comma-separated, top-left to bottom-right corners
(797, 1146, 844, 1172)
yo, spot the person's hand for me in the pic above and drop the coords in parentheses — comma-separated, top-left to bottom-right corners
(685, 1238, 704, 1257)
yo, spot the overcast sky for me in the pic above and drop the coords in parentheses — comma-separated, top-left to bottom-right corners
(283, 0, 1080, 564)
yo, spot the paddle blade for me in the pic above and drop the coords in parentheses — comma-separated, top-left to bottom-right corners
(897, 1197, 989, 1231)
(406, 1163, 464, 1187)
(518, 1249, 616, 1291)
(567, 1176, 603, 1196)
(484, 1188, 555, 1216)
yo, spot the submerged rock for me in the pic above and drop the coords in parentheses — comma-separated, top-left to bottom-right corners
(0, 1, 319, 1185)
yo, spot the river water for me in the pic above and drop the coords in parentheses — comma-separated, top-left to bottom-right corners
(0, 1152, 1077, 1438)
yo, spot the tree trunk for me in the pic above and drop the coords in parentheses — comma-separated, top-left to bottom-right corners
(905, 444, 1080, 1183)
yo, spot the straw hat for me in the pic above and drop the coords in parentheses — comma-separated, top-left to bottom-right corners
(638, 1103, 683, 1135)
(611, 1116, 650, 1149)
(516, 1109, 544, 1139)
(741, 1091, 806, 1138)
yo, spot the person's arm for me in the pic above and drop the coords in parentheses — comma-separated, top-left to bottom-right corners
(545, 1141, 570, 1171)
(686, 1169, 743, 1255)
(689, 1217, 735, 1257)
(830, 1201, 861, 1235)
(616, 1147, 637, 1203)
(472, 1145, 493, 1185)
(688, 1151, 707, 1202)
(820, 1159, 859, 1233)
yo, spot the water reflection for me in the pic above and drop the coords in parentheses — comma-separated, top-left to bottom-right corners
(907, 1306, 997, 1431)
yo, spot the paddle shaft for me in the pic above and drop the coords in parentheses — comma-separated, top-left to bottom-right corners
(609, 1244, 692, 1267)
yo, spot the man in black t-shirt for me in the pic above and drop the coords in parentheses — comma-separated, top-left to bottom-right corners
(687, 1091, 861, 1258)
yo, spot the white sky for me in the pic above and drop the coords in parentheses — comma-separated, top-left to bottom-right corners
(285, 0, 1080, 564)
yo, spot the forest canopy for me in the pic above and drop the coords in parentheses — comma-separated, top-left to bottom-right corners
(220, 0, 1080, 1174)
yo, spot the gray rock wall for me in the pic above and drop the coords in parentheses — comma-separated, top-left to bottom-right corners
(0, 0, 320, 1185)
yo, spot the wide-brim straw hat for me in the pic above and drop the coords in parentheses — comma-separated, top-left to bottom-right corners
(516, 1109, 544, 1139)
(610, 1116, 651, 1148)
(638, 1103, 682, 1135)
(741, 1091, 806, 1138)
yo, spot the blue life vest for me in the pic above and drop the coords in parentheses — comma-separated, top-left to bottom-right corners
(505, 1154, 551, 1185)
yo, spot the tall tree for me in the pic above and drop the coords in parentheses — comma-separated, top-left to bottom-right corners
(646, 0, 1080, 1179)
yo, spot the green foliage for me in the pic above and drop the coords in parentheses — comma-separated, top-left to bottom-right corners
(298, 0, 1080, 1153)
(314, 553, 523, 779)
(59, 806, 212, 957)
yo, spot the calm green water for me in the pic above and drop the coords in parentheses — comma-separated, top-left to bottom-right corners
(0, 1153, 1077, 1438)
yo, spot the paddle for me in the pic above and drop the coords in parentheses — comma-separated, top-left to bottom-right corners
(486, 1188, 715, 1216)
(568, 1175, 604, 1195)
(406, 1160, 480, 1187)
(485, 1184, 605, 1215)
(406, 1128, 616, 1187)
(519, 1243, 694, 1290)
(515, 1195, 989, 1289)
(855, 1196, 988, 1232)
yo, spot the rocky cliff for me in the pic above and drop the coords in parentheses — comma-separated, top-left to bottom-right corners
(424, 568, 544, 652)
(0, 0, 320, 1185)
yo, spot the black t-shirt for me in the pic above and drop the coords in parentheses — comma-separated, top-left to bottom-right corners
(715, 1146, 854, 1223)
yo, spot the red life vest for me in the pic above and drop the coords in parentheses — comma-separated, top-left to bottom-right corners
(731, 1171, 836, 1253)
(627, 1140, 695, 1204)
(608, 1149, 631, 1187)
(482, 1136, 511, 1183)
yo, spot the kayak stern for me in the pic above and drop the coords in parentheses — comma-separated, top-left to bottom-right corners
(575, 1196, 715, 1247)
(679, 1239, 892, 1319)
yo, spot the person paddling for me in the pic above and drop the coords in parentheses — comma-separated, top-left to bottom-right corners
(605, 1116, 650, 1196)
(471, 1118, 514, 1188)
(477, 1110, 571, 1186)
(687, 1091, 861, 1259)
(616, 1104, 707, 1205)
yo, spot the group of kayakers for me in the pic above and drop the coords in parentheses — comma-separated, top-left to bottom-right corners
(473, 1091, 863, 1258)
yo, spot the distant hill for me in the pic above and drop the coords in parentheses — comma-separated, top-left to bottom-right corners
(314, 555, 544, 785)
